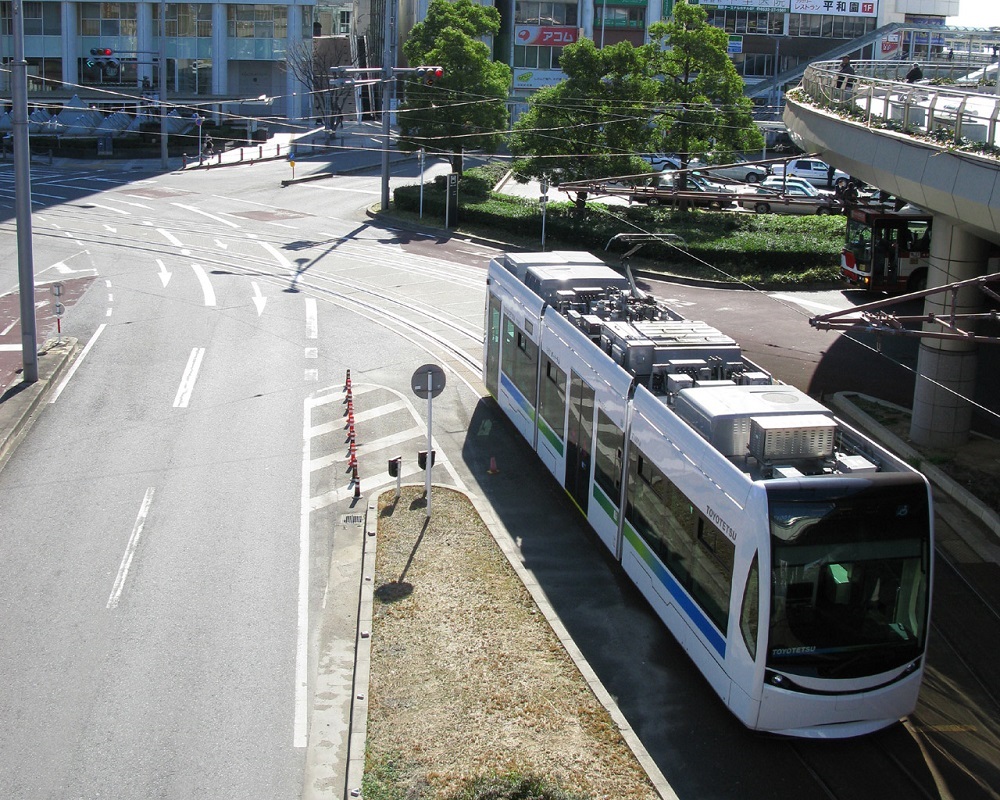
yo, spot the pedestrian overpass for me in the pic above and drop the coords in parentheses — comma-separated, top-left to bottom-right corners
(783, 56, 1000, 449)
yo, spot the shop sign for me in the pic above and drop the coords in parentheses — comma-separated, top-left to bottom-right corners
(515, 25, 579, 46)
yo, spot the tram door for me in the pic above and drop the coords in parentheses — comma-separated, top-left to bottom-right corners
(565, 372, 595, 513)
(485, 295, 501, 398)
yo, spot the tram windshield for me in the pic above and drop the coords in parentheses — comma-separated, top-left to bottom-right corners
(766, 475, 930, 680)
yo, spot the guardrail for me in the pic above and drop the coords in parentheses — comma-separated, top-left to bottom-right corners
(794, 60, 1000, 155)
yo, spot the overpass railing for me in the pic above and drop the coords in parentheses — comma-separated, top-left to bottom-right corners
(792, 60, 1000, 157)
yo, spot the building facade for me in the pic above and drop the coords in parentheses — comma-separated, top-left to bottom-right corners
(0, 1, 317, 119)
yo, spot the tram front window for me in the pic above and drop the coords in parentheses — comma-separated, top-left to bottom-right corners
(765, 476, 930, 680)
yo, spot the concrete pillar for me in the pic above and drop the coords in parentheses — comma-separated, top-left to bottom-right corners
(910, 217, 991, 448)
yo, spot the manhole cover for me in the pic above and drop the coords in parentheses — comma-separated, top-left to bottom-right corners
(343, 513, 364, 526)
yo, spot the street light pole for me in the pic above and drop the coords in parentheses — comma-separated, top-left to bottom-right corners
(159, 0, 168, 169)
(11, 0, 37, 382)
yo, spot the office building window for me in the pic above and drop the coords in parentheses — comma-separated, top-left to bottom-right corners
(514, 45, 562, 69)
(79, 3, 138, 37)
(515, 1, 578, 26)
(227, 5, 289, 39)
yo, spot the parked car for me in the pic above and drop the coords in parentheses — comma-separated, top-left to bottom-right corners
(761, 175, 819, 194)
(739, 183, 840, 215)
(688, 154, 770, 184)
(771, 157, 851, 188)
(631, 170, 736, 209)
(641, 153, 682, 171)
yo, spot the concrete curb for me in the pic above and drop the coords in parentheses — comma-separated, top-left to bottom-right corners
(349, 487, 679, 800)
(0, 337, 78, 468)
(829, 392, 1000, 540)
(344, 496, 378, 799)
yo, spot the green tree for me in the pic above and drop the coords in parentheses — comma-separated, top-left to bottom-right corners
(509, 38, 659, 185)
(648, 1, 763, 172)
(398, 0, 511, 173)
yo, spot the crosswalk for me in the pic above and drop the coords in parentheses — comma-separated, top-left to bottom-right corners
(303, 382, 465, 513)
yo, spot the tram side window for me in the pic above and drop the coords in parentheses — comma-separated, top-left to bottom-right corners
(625, 444, 734, 634)
(626, 446, 694, 588)
(740, 553, 760, 659)
(501, 314, 538, 406)
(594, 410, 623, 505)
(538, 357, 567, 440)
(691, 518, 735, 634)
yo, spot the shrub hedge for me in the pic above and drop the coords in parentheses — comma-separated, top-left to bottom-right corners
(394, 167, 844, 283)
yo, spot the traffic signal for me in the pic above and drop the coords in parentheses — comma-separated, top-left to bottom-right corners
(86, 47, 119, 76)
(417, 450, 435, 470)
(415, 66, 444, 86)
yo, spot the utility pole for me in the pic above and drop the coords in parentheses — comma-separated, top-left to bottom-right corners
(159, 0, 168, 169)
(380, 0, 397, 211)
(11, 0, 37, 382)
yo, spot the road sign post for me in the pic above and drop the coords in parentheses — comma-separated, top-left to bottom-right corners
(410, 363, 446, 517)
(52, 282, 64, 341)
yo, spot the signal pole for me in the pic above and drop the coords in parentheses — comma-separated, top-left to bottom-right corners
(11, 0, 37, 382)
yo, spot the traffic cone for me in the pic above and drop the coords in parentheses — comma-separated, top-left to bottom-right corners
(347, 423, 356, 442)
(344, 369, 351, 390)
(354, 477, 361, 499)
(345, 385, 352, 404)
(488, 456, 499, 474)
(352, 463, 359, 483)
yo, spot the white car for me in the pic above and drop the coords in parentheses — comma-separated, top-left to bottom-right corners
(641, 153, 682, 171)
(739, 183, 839, 215)
(688, 155, 770, 184)
(761, 175, 819, 194)
(771, 157, 850, 188)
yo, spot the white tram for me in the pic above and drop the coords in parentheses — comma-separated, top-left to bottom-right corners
(484, 251, 933, 738)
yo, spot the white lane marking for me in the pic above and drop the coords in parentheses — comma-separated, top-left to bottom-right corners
(767, 293, 844, 313)
(258, 240, 293, 270)
(107, 487, 156, 609)
(106, 308, 112, 317)
(1, 318, 17, 335)
(305, 298, 317, 339)
(191, 264, 217, 307)
(157, 259, 172, 288)
(104, 224, 117, 233)
(0, 343, 22, 351)
(295, 397, 313, 748)
(251, 281, 267, 316)
(215, 239, 228, 250)
(173, 347, 206, 408)
(304, 347, 317, 359)
(172, 202, 241, 229)
(304, 369, 318, 381)
(49, 323, 107, 404)
(91, 202, 131, 216)
(157, 228, 185, 248)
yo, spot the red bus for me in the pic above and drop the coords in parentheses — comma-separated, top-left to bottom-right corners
(841, 207, 932, 292)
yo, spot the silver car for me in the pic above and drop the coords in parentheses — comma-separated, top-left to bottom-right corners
(739, 183, 839, 215)
(689, 155, 770, 184)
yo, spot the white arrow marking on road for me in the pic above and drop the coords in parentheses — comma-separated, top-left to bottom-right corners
(157, 258, 172, 288)
(251, 281, 267, 316)
(191, 264, 217, 307)
(157, 228, 185, 248)
(173, 347, 206, 408)
(107, 487, 156, 609)
(258, 240, 293, 270)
